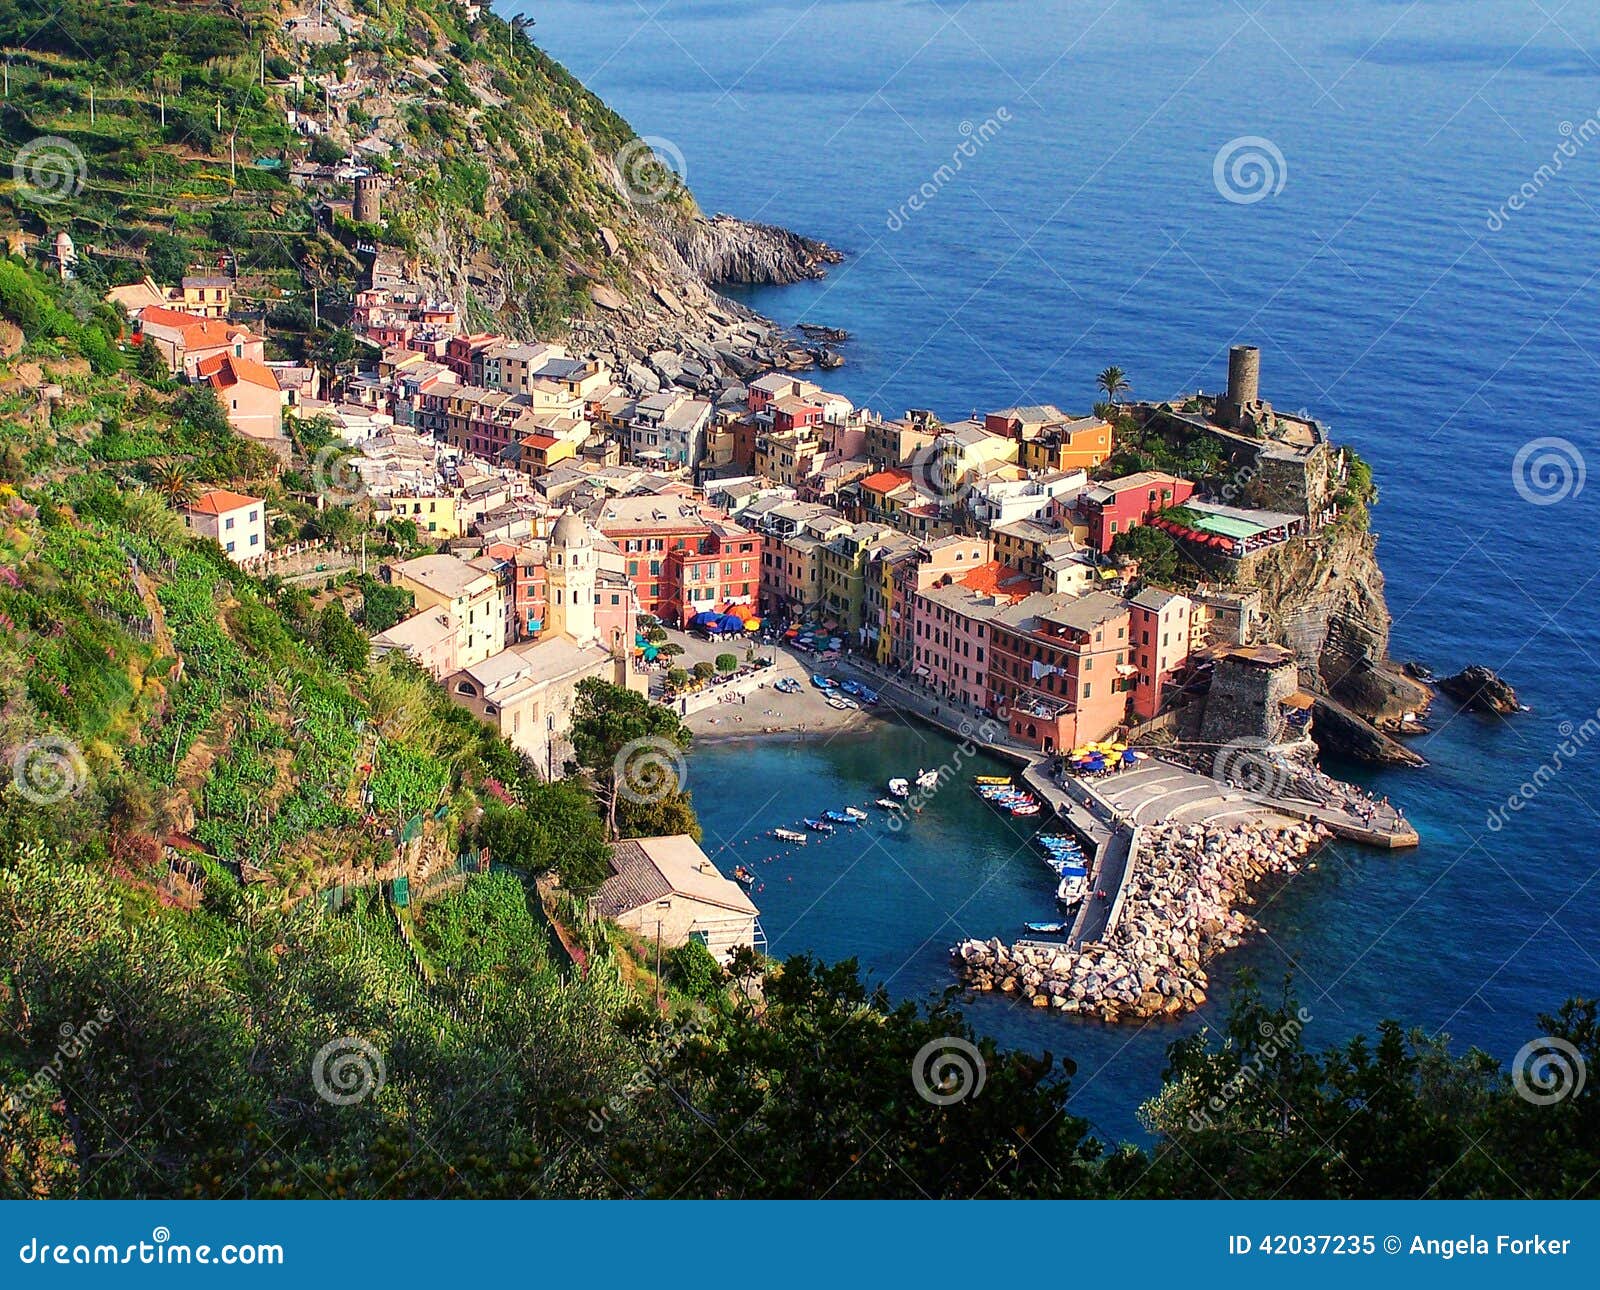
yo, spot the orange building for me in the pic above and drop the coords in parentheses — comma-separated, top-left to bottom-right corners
(987, 591, 1132, 752)
(1128, 587, 1193, 721)
(986, 405, 1111, 473)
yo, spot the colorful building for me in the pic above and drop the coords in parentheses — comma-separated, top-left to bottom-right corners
(1077, 471, 1195, 553)
(1128, 587, 1194, 721)
(988, 591, 1133, 752)
(910, 560, 1037, 710)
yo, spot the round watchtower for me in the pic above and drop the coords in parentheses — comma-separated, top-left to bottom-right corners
(1226, 344, 1260, 411)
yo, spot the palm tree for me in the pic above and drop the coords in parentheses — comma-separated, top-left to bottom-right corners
(151, 460, 195, 507)
(1097, 366, 1131, 408)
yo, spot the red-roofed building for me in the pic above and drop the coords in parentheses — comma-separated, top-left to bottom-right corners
(133, 306, 263, 378)
(910, 559, 1037, 710)
(197, 353, 284, 445)
(593, 494, 762, 627)
(181, 490, 265, 564)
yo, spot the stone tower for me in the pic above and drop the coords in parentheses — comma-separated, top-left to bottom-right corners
(1217, 344, 1271, 433)
(547, 511, 596, 645)
(354, 173, 381, 223)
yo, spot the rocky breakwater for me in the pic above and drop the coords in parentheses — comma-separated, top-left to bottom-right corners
(951, 818, 1330, 1023)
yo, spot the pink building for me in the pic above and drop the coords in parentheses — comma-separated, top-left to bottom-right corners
(1128, 587, 1193, 721)
(911, 560, 1037, 710)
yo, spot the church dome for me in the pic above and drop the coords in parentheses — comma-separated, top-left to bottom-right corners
(550, 511, 593, 547)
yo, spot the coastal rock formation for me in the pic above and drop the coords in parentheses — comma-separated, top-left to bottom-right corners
(667, 213, 843, 286)
(1438, 665, 1521, 716)
(1240, 524, 1431, 762)
(951, 819, 1329, 1023)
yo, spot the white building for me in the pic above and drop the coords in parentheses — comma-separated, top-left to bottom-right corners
(182, 490, 266, 564)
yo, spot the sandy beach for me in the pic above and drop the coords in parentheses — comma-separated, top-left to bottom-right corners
(680, 644, 887, 741)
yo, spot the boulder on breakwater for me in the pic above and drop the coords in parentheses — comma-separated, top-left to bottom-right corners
(950, 818, 1329, 1023)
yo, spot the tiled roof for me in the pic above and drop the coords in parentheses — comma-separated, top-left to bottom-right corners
(186, 489, 262, 515)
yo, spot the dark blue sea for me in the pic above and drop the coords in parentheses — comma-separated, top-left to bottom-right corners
(522, 0, 1600, 1141)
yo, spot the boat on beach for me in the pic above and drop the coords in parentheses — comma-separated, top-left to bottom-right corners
(811, 674, 837, 690)
(770, 827, 808, 843)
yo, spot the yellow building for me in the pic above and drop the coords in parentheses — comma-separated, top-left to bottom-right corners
(386, 491, 461, 538)
(388, 553, 506, 669)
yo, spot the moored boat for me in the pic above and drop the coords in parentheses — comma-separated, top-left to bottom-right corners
(844, 806, 869, 820)
(875, 797, 903, 810)
(1023, 920, 1071, 935)
(1056, 866, 1088, 906)
(915, 769, 939, 789)
(888, 778, 910, 797)
(733, 865, 757, 887)
(804, 818, 835, 833)
(973, 775, 1012, 786)
(822, 809, 859, 824)
(770, 827, 808, 844)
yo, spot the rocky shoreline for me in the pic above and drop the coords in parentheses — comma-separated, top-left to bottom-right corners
(951, 817, 1330, 1023)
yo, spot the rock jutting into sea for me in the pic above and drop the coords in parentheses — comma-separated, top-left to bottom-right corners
(1437, 665, 1521, 716)
(950, 818, 1330, 1023)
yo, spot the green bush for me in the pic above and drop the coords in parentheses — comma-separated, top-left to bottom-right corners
(714, 653, 737, 674)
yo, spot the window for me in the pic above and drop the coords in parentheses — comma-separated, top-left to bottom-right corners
(224, 516, 235, 530)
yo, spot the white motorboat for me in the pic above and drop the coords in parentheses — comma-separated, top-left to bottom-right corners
(888, 778, 910, 797)
(914, 769, 939, 790)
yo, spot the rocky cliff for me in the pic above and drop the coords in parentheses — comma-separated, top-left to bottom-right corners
(668, 213, 843, 286)
(1233, 522, 1431, 761)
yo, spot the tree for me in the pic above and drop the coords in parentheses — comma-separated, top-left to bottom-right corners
(145, 232, 190, 284)
(1111, 523, 1181, 586)
(358, 576, 414, 634)
(606, 956, 1101, 1198)
(1097, 365, 1131, 407)
(134, 336, 169, 382)
(569, 678, 695, 838)
(691, 661, 714, 682)
(315, 602, 368, 672)
(473, 781, 611, 891)
(714, 653, 737, 674)
(150, 459, 195, 507)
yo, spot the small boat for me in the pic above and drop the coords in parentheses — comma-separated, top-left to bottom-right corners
(811, 674, 837, 690)
(838, 679, 863, 696)
(915, 769, 939, 790)
(875, 797, 903, 810)
(770, 827, 808, 844)
(1056, 867, 1088, 907)
(733, 865, 757, 887)
(1010, 802, 1041, 816)
(1036, 835, 1079, 850)
(822, 809, 859, 824)
(844, 806, 869, 820)
(973, 775, 1012, 786)
(826, 695, 859, 711)
(804, 818, 835, 833)
(1023, 920, 1071, 935)
(857, 689, 879, 704)
(774, 677, 802, 694)
(888, 778, 910, 797)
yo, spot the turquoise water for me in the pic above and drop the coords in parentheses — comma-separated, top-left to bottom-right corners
(523, 0, 1600, 1141)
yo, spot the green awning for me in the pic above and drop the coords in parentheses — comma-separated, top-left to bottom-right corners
(1195, 514, 1267, 540)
